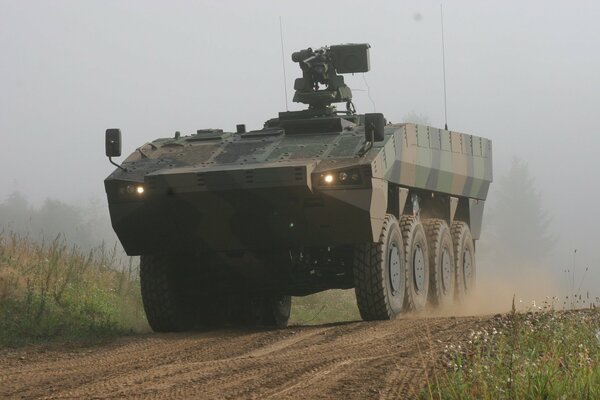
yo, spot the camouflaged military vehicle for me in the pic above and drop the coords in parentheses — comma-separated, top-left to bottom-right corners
(105, 43, 492, 332)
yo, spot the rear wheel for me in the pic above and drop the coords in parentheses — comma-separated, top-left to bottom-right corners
(424, 219, 455, 307)
(354, 214, 406, 320)
(262, 295, 292, 327)
(451, 221, 476, 300)
(400, 216, 430, 311)
(240, 295, 291, 328)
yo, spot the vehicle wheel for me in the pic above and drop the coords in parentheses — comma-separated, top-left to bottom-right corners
(240, 295, 291, 328)
(354, 214, 406, 320)
(451, 221, 476, 300)
(400, 215, 430, 311)
(140, 254, 192, 332)
(424, 219, 455, 307)
(262, 295, 292, 328)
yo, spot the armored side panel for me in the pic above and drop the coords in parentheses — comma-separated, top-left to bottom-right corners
(381, 124, 492, 200)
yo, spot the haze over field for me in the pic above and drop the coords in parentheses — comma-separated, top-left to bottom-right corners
(1, 0, 599, 310)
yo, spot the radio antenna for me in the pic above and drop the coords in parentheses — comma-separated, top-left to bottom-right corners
(440, 4, 448, 130)
(279, 16, 289, 111)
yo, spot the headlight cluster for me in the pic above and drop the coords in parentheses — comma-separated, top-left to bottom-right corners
(118, 183, 145, 198)
(318, 168, 362, 186)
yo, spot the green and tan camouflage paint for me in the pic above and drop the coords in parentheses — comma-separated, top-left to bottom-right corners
(106, 120, 492, 252)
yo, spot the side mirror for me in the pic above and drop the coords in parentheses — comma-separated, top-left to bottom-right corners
(105, 128, 122, 157)
(364, 113, 385, 142)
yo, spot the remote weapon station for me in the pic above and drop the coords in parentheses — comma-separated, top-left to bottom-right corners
(105, 43, 492, 331)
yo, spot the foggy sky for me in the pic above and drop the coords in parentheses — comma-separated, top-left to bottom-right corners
(2, 1, 600, 296)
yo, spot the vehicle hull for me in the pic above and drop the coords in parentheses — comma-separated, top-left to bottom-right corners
(108, 186, 382, 255)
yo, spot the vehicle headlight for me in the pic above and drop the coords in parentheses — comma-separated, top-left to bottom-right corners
(119, 183, 145, 198)
(318, 168, 363, 187)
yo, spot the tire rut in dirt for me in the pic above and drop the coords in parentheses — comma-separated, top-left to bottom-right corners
(0, 317, 489, 400)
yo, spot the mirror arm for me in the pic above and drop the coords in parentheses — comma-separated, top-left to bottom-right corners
(365, 127, 374, 153)
(358, 128, 374, 157)
(109, 157, 127, 172)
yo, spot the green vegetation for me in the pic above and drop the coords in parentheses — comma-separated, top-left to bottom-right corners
(0, 233, 148, 347)
(290, 289, 361, 325)
(0, 229, 362, 346)
(426, 304, 600, 399)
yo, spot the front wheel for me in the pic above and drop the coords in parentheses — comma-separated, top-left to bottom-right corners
(354, 214, 406, 320)
(140, 254, 192, 332)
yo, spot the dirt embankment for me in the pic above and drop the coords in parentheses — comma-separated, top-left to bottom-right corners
(0, 316, 490, 400)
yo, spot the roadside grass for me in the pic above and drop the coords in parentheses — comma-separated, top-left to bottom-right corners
(0, 232, 147, 347)
(290, 289, 361, 325)
(424, 301, 600, 399)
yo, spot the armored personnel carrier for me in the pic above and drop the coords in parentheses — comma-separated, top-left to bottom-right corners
(105, 43, 492, 331)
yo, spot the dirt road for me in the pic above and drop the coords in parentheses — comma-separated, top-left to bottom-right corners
(0, 316, 489, 399)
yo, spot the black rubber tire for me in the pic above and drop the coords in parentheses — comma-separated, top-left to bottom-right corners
(400, 215, 430, 311)
(140, 254, 192, 332)
(262, 295, 292, 328)
(424, 219, 455, 307)
(240, 295, 291, 328)
(451, 221, 476, 300)
(354, 214, 406, 320)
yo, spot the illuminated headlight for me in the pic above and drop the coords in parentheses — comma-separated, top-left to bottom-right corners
(119, 183, 145, 198)
(319, 168, 363, 187)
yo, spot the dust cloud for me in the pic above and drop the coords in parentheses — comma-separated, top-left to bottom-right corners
(446, 269, 562, 317)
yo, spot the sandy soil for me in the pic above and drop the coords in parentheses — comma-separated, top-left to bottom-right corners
(0, 316, 490, 399)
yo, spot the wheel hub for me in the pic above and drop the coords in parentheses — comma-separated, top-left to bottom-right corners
(413, 245, 426, 293)
(388, 243, 402, 296)
(441, 248, 452, 292)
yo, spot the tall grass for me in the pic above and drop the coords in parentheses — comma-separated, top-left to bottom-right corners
(0, 232, 147, 347)
(426, 300, 600, 399)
